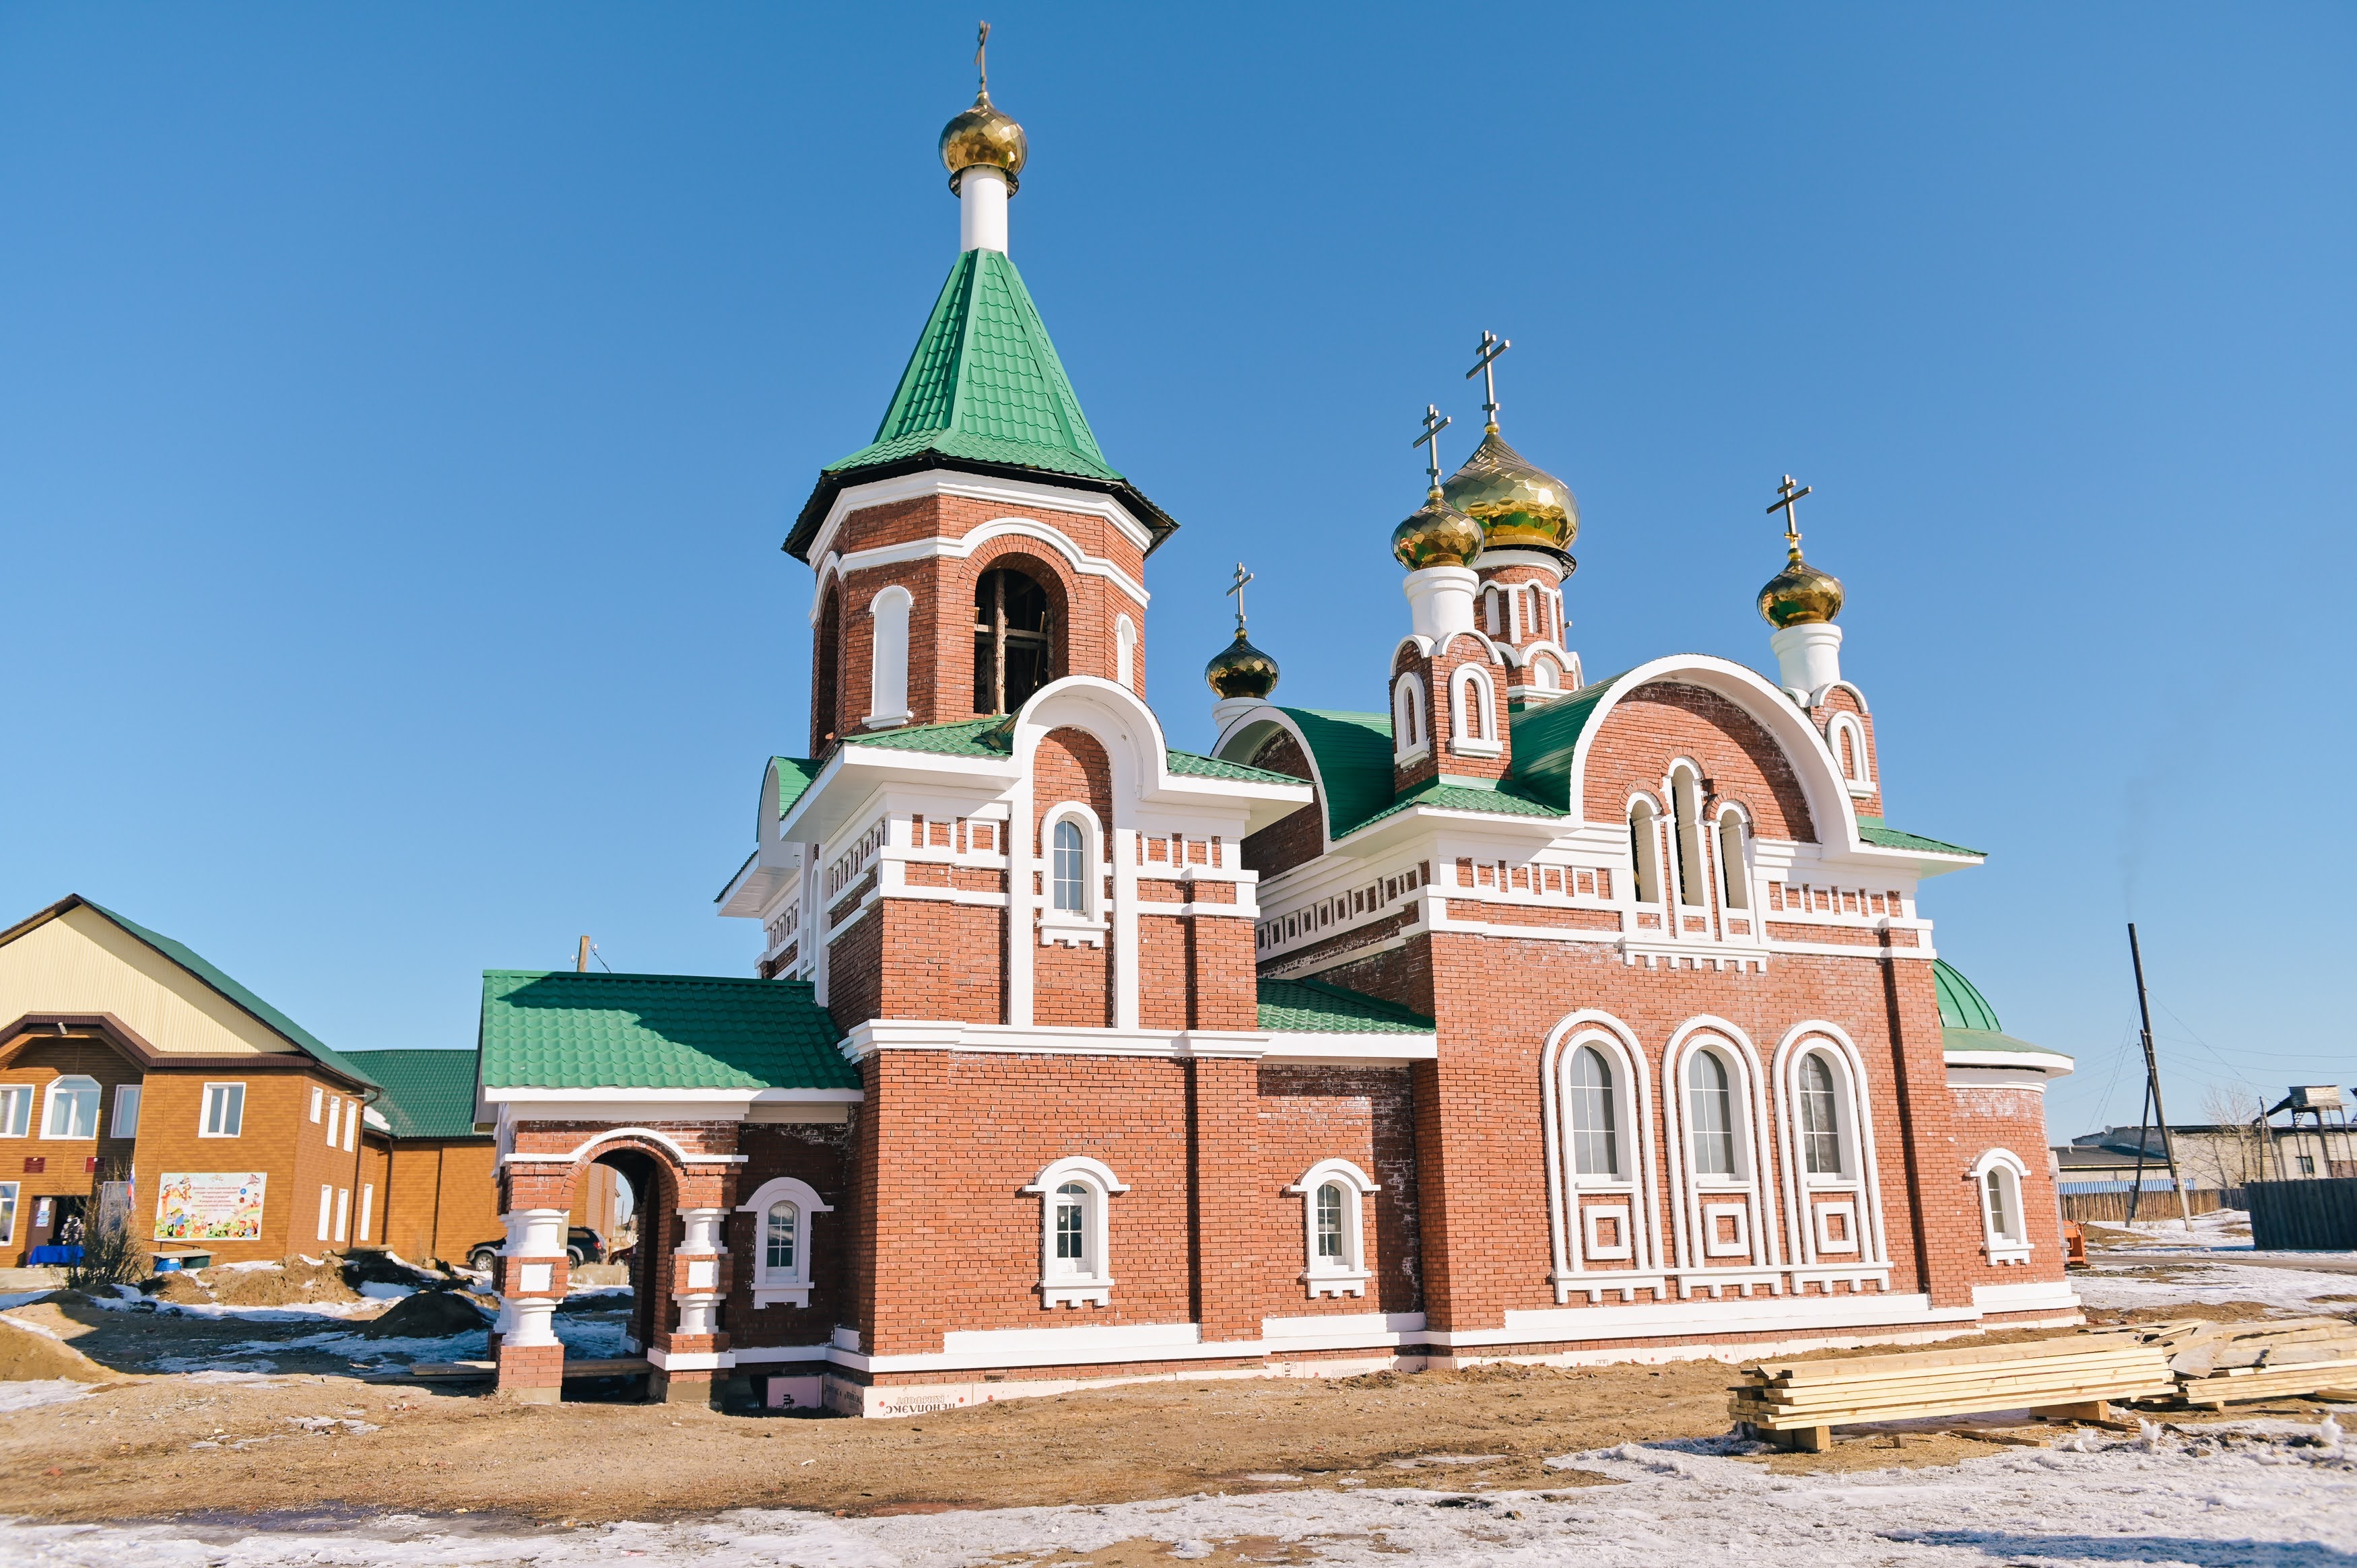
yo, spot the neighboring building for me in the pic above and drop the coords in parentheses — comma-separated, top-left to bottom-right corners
(477, 73, 2079, 1412)
(342, 1048, 502, 1268)
(2059, 1120, 2357, 1193)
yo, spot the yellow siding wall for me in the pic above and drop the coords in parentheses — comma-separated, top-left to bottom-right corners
(0, 908, 301, 1060)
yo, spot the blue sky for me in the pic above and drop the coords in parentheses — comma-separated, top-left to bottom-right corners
(3, 5, 2350, 1140)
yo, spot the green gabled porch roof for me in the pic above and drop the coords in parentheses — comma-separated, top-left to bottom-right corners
(832, 718, 1297, 786)
(478, 971, 859, 1092)
(341, 1048, 484, 1140)
(1857, 817, 1983, 858)
(786, 249, 1176, 561)
(1257, 978, 1433, 1034)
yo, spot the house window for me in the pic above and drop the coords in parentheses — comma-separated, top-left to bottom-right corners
(1566, 1046, 1620, 1178)
(358, 1184, 374, 1242)
(325, 1097, 340, 1147)
(1687, 1052, 1738, 1177)
(1025, 1156, 1126, 1307)
(344, 1102, 359, 1153)
(309, 1086, 323, 1123)
(0, 1182, 15, 1246)
(334, 1187, 350, 1243)
(108, 1086, 142, 1140)
(318, 1183, 335, 1241)
(1289, 1159, 1377, 1298)
(1669, 765, 1706, 908)
(1052, 819, 1086, 913)
(201, 1083, 246, 1138)
(0, 1086, 31, 1138)
(735, 1176, 832, 1307)
(973, 566, 1056, 715)
(1627, 799, 1663, 904)
(42, 1077, 100, 1140)
(1717, 813, 1751, 911)
(1797, 1054, 1843, 1175)
(1450, 665, 1499, 754)
(2296, 1154, 2319, 1176)
(1971, 1149, 2034, 1264)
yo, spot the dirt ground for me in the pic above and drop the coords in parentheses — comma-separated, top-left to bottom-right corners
(3, 1285, 2344, 1528)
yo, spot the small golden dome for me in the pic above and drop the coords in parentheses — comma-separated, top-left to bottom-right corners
(1205, 631, 1280, 700)
(939, 90, 1027, 193)
(1758, 549, 1845, 627)
(1441, 428, 1578, 555)
(1392, 491, 1485, 571)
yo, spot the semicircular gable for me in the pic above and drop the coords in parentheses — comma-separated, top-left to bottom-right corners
(1587, 680, 1816, 842)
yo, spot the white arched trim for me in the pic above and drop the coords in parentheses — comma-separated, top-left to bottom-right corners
(864, 584, 912, 729)
(1821, 679, 1871, 714)
(1287, 1158, 1379, 1298)
(738, 1176, 834, 1307)
(1450, 664, 1500, 755)
(1540, 1011, 1663, 1303)
(1392, 672, 1430, 762)
(500, 1127, 748, 1169)
(1769, 1022, 1892, 1284)
(809, 514, 1152, 626)
(1114, 613, 1138, 691)
(1038, 799, 1108, 943)
(1826, 710, 1873, 794)
(1970, 1147, 2035, 1265)
(1023, 1155, 1129, 1307)
(1711, 801, 1756, 918)
(1661, 1017, 1780, 1288)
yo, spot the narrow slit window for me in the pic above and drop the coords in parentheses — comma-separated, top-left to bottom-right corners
(1671, 768, 1706, 907)
(1627, 801, 1662, 904)
(1718, 815, 1750, 910)
(1798, 1054, 1843, 1175)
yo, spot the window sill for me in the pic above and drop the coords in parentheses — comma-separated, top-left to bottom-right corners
(1393, 743, 1430, 768)
(862, 712, 912, 730)
(1300, 1267, 1370, 1300)
(1451, 738, 1504, 759)
(752, 1284, 813, 1308)
(1038, 915, 1108, 949)
(1984, 1242, 2033, 1266)
(1845, 778, 1877, 798)
(1040, 1277, 1113, 1308)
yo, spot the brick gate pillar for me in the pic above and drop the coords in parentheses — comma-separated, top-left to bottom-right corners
(492, 1206, 572, 1402)
(648, 1166, 737, 1405)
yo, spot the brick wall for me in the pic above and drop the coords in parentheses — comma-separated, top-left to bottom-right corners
(1238, 731, 1325, 879)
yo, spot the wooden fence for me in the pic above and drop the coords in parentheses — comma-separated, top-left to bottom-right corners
(2245, 1178, 2357, 1250)
(2059, 1188, 2230, 1225)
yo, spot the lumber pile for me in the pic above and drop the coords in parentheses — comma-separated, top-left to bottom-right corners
(1731, 1332, 2175, 1447)
(2140, 1318, 2357, 1409)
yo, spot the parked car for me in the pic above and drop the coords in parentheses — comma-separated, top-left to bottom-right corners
(465, 1227, 605, 1275)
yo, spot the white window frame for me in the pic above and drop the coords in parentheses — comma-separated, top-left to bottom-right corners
(1666, 762, 1708, 909)
(0, 1180, 15, 1246)
(1022, 1155, 1127, 1308)
(343, 1101, 359, 1153)
(1972, 1148, 2034, 1265)
(41, 1076, 101, 1140)
(1391, 672, 1430, 764)
(333, 1186, 350, 1243)
(736, 1175, 835, 1307)
(1661, 1021, 1777, 1280)
(358, 1182, 374, 1243)
(0, 1084, 34, 1138)
(199, 1082, 246, 1138)
(1037, 801, 1108, 946)
(1449, 664, 1501, 757)
(864, 583, 913, 728)
(1115, 612, 1138, 691)
(309, 1085, 323, 1123)
(325, 1097, 340, 1147)
(1626, 794, 1664, 907)
(108, 1085, 142, 1140)
(1529, 653, 1560, 691)
(1826, 712, 1874, 796)
(1286, 1158, 1378, 1299)
(318, 1183, 335, 1241)
(1541, 1013, 1663, 1299)
(1714, 805, 1754, 914)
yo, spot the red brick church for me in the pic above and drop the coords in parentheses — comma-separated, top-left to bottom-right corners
(479, 69, 2078, 1412)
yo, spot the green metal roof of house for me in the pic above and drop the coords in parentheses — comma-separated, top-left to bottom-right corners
(1858, 817, 1983, 858)
(1257, 978, 1434, 1034)
(1934, 958, 2069, 1064)
(342, 1049, 484, 1140)
(832, 718, 1297, 786)
(786, 250, 1176, 560)
(25, 897, 380, 1091)
(478, 971, 860, 1092)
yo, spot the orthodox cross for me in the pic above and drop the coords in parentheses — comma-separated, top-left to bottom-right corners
(975, 20, 991, 94)
(1766, 473, 1813, 555)
(1226, 562, 1254, 634)
(1464, 330, 1510, 431)
(1412, 404, 1453, 490)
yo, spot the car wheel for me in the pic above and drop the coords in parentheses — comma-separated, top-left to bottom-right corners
(469, 1247, 499, 1275)
(566, 1246, 586, 1267)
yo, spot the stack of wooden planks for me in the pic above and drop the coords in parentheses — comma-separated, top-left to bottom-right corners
(1731, 1332, 2177, 1450)
(2143, 1318, 2357, 1409)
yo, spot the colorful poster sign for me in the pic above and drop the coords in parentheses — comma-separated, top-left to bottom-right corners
(154, 1171, 267, 1243)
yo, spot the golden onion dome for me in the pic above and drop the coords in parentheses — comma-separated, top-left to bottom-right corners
(1391, 490, 1485, 571)
(1204, 630, 1280, 700)
(939, 90, 1027, 193)
(1757, 549, 1845, 627)
(1441, 428, 1578, 555)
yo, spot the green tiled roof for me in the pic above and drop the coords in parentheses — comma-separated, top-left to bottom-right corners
(478, 971, 860, 1092)
(1943, 1026, 2067, 1060)
(1166, 749, 1302, 785)
(1933, 958, 2001, 1031)
(771, 756, 823, 816)
(1265, 710, 1397, 839)
(1505, 673, 1629, 813)
(1857, 817, 1983, 858)
(786, 250, 1175, 559)
(343, 1049, 483, 1140)
(77, 899, 378, 1091)
(844, 716, 1014, 757)
(1257, 978, 1434, 1034)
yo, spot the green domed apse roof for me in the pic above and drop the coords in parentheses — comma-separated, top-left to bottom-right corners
(1933, 958, 2002, 1031)
(786, 249, 1176, 561)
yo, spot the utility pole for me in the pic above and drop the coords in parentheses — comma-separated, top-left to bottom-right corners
(577, 935, 592, 974)
(2126, 923, 2193, 1227)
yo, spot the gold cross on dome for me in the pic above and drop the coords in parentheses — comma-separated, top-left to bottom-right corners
(1412, 404, 1453, 491)
(1766, 473, 1813, 556)
(1464, 331, 1511, 431)
(1225, 562, 1254, 632)
(975, 20, 991, 94)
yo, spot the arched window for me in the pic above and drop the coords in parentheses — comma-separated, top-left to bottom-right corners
(1971, 1149, 2034, 1264)
(1627, 798, 1663, 905)
(1289, 1159, 1376, 1297)
(737, 1175, 831, 1306)
(1717, 811, 1751, 911)
(1482, 587, 1502, 636)
(1392, 673, 1428, 759)
(974, 566, 1057, 714)
(1669, 765, 1706, 907)
(1567, 1046, 1619, 1177)
(1026, 1156, 1126, 1307)
(866, 584, 912, 728)
(1687, 1052, 1737, 1177)
(1451, 664, 1498, 753)
(811, 583, 843, 751)
(42, 1077, 100, 1140)
(1052, 819, 1086, 912)
(1827, 713, 1873, 788)
(1797, 1054, 1842, 1175)
(1531, 655, 1559, 691)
